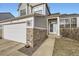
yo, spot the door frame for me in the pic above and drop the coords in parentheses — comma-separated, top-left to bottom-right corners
(49, 22, 58, 34)
(47, 17, 60, 36)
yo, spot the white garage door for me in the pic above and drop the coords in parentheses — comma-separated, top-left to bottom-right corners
(3, 23, 26, 44)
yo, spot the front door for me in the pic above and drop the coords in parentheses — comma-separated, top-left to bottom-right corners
(49, 23, 58, 34)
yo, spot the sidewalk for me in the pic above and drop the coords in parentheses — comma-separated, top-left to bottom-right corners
(32, 37, 55, 56)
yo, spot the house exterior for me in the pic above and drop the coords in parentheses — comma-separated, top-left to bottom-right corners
(0, 3, 79, 47)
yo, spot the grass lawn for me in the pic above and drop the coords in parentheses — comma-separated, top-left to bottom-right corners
(53, 37, 79, 56)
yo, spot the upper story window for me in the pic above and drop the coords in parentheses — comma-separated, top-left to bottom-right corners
(20, 9, 26, 16)
(34, 10, 42, 14)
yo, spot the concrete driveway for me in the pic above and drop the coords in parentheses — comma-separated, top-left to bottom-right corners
(0, 39, 27, 56)
(0, 35, 55, 56)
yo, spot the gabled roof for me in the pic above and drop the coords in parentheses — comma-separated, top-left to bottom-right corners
(17, 3, 23, 11)
(60, 14, 79, 17)
(48, 13, 79, 17)
(17, 3, 51, 15)
(30, 3, 51, 14)
(46, 3, 51, 15)
(0, 12, 14, 21)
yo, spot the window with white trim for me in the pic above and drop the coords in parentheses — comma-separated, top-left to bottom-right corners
(60, 19, 65, 28)
(20, 9, 26, 16)
(71, 18, 77, 28)
(60, 18, 77, 28)
(65, 19, 70, 28)
(60, 19, 70, 28)
(34, 10, 42, 14)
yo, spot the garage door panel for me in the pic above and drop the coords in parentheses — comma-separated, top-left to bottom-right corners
(3, 23, 26, 44)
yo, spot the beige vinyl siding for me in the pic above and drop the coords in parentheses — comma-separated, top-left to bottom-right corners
(34, 16, 47, 28)
(18, 3, 27, 16)
(32, 4, 47, 15)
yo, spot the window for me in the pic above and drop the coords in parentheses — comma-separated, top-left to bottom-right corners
(60, 18, 77, 28)
(34, 10, 42, 14)
(60, 19, 65, 28)
(60, 19, 70, 28)
(20, 9, 26, 16)
(60, 24, 64, 28)
(71, 18, 77, 28)
(0, 25, 2, 29)
(27, 20, 32, 26)
(65, 19, 70, 28)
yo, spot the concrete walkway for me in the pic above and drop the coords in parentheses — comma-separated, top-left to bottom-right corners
(32, 36, 55, 56)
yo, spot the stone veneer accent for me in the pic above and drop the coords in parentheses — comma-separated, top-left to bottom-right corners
(26, 28, 33, 47)
(26, 28, 47, 47)
(60, 28, 79, 41)
(33, 28, 47, 47)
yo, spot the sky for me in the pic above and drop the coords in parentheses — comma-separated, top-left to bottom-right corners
(0, 3, 79, 17)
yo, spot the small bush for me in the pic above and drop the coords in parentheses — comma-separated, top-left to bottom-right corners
(60, 28, 79, 41)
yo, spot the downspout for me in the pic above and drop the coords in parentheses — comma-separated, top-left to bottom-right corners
(57, 17, 60, 36)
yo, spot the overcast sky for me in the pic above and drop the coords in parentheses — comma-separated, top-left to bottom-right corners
(0, 3, 79, 17)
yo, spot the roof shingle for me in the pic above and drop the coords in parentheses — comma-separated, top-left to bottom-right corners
(0, 12, 14, 21)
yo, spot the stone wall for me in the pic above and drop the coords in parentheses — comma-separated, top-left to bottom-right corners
(26, 28, 47, 47)
(33, 28, 47, 47)
(26, 28, 33, 47)
(60, 28, 79, 41)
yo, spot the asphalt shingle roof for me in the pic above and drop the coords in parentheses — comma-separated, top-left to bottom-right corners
(0, 12, 14, 21)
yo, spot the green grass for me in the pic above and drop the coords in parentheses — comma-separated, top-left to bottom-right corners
(53, 37, 79, 56)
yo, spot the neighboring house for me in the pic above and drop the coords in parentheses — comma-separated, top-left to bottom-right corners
(0, 12, 14, 21)
(0, 12, 14, 38)
(0, 3, 78, 47)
